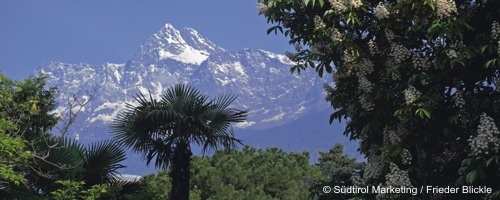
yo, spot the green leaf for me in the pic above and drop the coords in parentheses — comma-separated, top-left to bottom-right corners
(485, 58, 499, 68)
(415, 108, 431, 119)
(450, 59, 465, 68)
(485, 156, 496, 167)
(318, 0, 325, 7)
(480, 45, 489, 54)
(394, 109, 404, 116)
(325, 64, 332, 74)
(324, 10, 335, 17)
(466, 171, 477, 184)
(449, 114, 461, 125)
(267, 27, 274, 35)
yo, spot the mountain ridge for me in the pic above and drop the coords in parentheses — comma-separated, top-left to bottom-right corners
(37, 23, 358, 174)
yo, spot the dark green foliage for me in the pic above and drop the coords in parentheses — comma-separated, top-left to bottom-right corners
(259, 0, 500, 198)
(0, 119, 32, 187)
(82, 140, 126, 186)
(128, 146, 326, 200)
(125, 170, 171, 200)
(311, 144, 363, 199)
(0, 73, 58, 139)
(191, 146, 318, 200)
(0, 73, 128, 199)
(50, 180, 108, 200)
(0, 73, 60, 197)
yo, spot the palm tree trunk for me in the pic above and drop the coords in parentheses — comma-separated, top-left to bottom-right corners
(169, 140, 192, 200)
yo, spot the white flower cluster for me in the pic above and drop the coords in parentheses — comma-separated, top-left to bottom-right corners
(311, 42, 326, 54)
(349, 0, 363, 8)
(343, 50, 358, 76)
(454, 90, 465, 108)
(350, 58, 375, 110)
(357, 59, 375, 77)
(257, 2, 268, 14)
(404, 86, 421, 106)
(446, 49, 458, 59)
(493, 21, 500, 53)
(433, 0, 457, 19)
(351, 172, 365, 186)
(391, 44, 412, 64)
(440, 149, 459, 163)
(412, 54, 430, 70)
(360, 94, 375, 111)
(383, 125, 401, 145)
(489, 22, 500, 59)
(385, 29, 395, 41)
(359, 76, 373, 93)
(364, 160, 383, 180)
(344, 49, 358, 63)
(468, 113, 500, 156)
(392, 71, 401, 81)
(314, 15, 326, 29)
(331, 28, 343, 42)
(402, 149, 412, 165)
(491, 21, 499, 40)
(368, 40, 379, 55)
(385, 163, 412, 187)
(329, 0, 362, 13)
(375, 3, 390, 20)
(329, 0, 345, 14)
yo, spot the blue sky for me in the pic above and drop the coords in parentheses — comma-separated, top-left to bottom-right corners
(0, 0, 292, 80)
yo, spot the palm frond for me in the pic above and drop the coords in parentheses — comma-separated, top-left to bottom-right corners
(82, 140, 126, 185)
(37, 137, 85, 174)
(111, 84, 248, 170)
(193, 94, 248, 154)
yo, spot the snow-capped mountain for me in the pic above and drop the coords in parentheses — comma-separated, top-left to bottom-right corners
(39, 23, 327, 142)
(37, 23, 361, 175)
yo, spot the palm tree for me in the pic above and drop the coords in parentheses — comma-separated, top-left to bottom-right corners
(111, 84, 248, 200)
(2, 136, 127, 198)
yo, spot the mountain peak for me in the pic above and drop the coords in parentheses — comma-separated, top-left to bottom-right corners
(162, 23, 176, 30)
(131, 23, 222, 65)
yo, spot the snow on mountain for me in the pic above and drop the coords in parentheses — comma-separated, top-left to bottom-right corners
(190, 49, 326, 129)
(34, 22, 361, 175)
(130, 23, 223, 66)
(38, 22, 329, 150)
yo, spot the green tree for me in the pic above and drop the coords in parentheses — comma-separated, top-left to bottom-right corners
(125, 170, 171, 200)
(311, 144, 363, 199)
(50, 180, 108, 200)
(128, 146, 321, 200)
(0, 73, 128, 198)
(111, 84, 248, 200)
(28, 137, 126, 197)
(0, 73, 58, 140)
(190, 146, 319, 200)
(0, 119, 33, 187)
(259, 0, 499, 199)
(0, 73, 59, 197)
